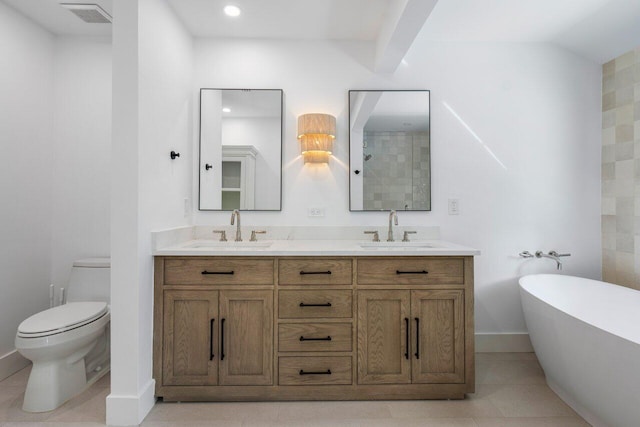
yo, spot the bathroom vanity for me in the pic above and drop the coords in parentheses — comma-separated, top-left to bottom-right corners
(153, 237, 477, 402)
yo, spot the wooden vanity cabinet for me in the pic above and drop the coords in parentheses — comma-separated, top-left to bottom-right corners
(154, 255, 474, 402)
(161, 289, 273, 387)
(154, 257, 274, 400)
(357, 289, 464, 385)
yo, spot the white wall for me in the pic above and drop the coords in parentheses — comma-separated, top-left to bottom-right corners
(109, 0, 193, 424)
(192, 38, 602, 335)
(401, 40, 602, 334)
(0, 1, 54, 378)
(51, 37, 112, 290)
(0, 4, 113, 380)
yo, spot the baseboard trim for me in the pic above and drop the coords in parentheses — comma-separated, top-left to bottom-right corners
(106, 378, 156, 426)
(475, 333, 533, 353)
(0, 350, 30, 381)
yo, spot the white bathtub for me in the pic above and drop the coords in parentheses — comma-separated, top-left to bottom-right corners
(519, 274, 640, 427)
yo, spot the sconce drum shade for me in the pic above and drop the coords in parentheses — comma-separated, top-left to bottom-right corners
(297, 113, 336, 164)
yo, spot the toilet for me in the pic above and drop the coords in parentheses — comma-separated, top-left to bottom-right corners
(15, 258, 111, 413)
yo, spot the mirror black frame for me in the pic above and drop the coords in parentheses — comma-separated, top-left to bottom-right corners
(198, 88, 283, 211)
(348, 89, 431, 212)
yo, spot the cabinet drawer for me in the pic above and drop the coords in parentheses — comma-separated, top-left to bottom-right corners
(279, 323, 352, 352)
(279, 290, 352, 319)
(279, 259, 352, 285)
(163, 258, 274, 285)
(357, 257, 464, 285)
(279, 356, 352, 385)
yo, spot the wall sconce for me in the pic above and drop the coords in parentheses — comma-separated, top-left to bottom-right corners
(297, 113, 336, 164)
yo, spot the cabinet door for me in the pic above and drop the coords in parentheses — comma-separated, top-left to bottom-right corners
(411, 290, 464, 384)
(219, 290, 273, 385)
(163, 290, 218, 386)
(357, 290, 411, 384)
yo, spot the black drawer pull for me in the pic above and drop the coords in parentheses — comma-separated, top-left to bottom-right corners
(299, 336, 332, 341)
(299, 302, 332, 307)
(299, 270, 332, 275)
(202, 270, 234, 275)
(396, 270, 428, 275)
(299, 369, 332, 375)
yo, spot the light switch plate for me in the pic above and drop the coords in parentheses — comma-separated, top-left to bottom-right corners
(448, 198, 460, 215)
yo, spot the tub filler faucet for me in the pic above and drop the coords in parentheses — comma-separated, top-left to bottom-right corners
(535, 250, 571, 270)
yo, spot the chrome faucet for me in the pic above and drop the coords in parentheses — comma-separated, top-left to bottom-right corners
(230, 209, 242, 242)
(387, 210, 398, 242)
(535, 250, 569, 270)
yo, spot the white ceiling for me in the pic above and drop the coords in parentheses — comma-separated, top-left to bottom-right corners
(419, 0, 640, 63)
(3, 0, 113, 36)
(165, 0, 390, 40)
(3, 0, 640, 63)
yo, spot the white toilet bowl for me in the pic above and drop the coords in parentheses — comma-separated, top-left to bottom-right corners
(15, 301, 110, 412)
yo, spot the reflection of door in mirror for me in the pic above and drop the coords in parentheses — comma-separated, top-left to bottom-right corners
(349, 90, 430, 211)
(199, 89, 283, 211)
(220, 146, 257, 210)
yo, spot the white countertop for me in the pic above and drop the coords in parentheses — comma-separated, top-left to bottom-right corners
(153, 239, 480, 257)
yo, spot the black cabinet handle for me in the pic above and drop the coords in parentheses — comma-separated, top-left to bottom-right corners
(299, 302, 332, 307)
(209, 319, 215, 360)
(299, 369, 332, 375)
(299, 271, 332, 275)
(404, 317, 409, 360)
(299, 336, 332, 341)
(205, 163, 212, 170)
(396, 270, 428, 275)
(220, 318, 225, 361)
(202, 271, 234, 275)
(414, 317, 420, 359)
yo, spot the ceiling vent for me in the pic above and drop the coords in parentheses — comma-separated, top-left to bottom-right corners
(60, 3, 112, 23)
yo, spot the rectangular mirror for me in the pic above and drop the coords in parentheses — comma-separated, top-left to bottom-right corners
(199, 89, 283, 211)
(349, 90, 431, 211)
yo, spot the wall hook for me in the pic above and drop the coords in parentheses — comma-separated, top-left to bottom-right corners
(205, 163, 212, 170)
(170, 151, 180, 160)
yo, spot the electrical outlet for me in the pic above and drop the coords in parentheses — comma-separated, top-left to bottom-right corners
(448, 198, 460, 215)
(308, 207, 325, 217)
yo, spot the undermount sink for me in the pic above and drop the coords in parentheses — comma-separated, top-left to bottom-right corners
(359, 242, 439, 250)
(183, 240, 273, 249)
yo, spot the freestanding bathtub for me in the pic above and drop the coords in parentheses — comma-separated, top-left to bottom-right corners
(519, 274, 640, 427)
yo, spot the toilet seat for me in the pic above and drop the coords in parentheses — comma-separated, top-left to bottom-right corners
(17, 302, 108, 338)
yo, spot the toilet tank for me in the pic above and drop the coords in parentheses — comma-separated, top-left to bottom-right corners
(66, 258, 111, 303)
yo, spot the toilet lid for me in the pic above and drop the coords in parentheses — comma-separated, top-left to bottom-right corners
(18, 302, 108, 337)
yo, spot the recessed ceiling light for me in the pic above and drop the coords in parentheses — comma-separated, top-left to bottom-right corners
(224, 5, 241, 17)
(222, 107, 231, 113)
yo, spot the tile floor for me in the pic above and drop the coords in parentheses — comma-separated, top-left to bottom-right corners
(0, 353, 591, 426)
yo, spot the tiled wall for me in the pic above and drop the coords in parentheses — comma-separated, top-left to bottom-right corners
(602, 47, 640, 289)
(362, 131, 430, 210)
